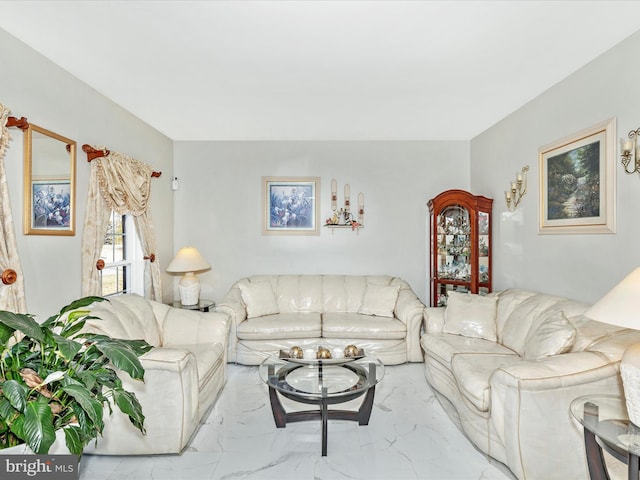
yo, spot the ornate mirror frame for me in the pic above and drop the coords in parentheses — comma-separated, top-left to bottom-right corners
(23, 123, 76, 236)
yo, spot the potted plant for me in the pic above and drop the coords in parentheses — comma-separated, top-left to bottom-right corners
(0, 296, 151, 455)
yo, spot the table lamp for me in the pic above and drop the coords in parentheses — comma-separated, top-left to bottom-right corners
(166, 246, 211, 306)
(585, 267, 640, 425)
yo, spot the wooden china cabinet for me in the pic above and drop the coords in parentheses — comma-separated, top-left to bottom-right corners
(428, 189, 493, 307)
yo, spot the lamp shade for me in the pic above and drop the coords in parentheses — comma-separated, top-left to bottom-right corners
(584, 267, 640, 329)
(585, 267, 640, 426)
(166, 247, 211, 274)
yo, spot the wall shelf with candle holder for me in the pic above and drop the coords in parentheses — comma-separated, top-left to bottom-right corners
(324, 178, 364, 234)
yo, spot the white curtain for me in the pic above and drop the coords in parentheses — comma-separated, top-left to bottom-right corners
(81, 148, 162, 300)
(0, 103, 27, 313)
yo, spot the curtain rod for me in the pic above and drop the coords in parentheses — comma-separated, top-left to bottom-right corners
(82, 144, 162, 177)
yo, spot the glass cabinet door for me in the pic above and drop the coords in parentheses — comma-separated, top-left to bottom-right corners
(478, 210, 491, 295)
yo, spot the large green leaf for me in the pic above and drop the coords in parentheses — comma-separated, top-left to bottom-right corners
(1, 379, 27, 412)
(113, 389, 145, 434)
(59, 318, 87, 338)
(0, 322, 15, 344)
(0, 311, 44, 342)
(119, 339, 153, 356)
(51, 333, 82, 360)
(62, 425, 85, 456)
(0, 396, 19, 421)
(61, 384, 103, 428)
(94, 340, 145, 381)
(59, 297, 106, 316)
(9, 411, 24, 441)
(23, 400, 55, 454)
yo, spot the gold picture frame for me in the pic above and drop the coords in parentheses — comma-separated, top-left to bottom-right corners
(539, 118, 616, 234)
(262, 176, 321, 236)
(23, 123, 76, 236)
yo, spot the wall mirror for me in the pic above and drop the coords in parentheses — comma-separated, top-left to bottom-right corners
(23, 123, 76, 236)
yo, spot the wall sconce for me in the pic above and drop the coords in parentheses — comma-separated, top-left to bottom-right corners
(621, 128, 640, 175)
(504, 165, 529, 211)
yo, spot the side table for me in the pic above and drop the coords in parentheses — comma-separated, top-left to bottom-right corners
(172, 299, 216, 312)
(570, 394, 640, 480)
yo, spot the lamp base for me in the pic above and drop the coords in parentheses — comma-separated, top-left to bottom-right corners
(178, 272, 200, 306)
(621, 344, 640, 425)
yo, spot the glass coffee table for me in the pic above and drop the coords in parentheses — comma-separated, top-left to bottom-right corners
(570, 394, 640, 479)
(259, 353, 385, 456)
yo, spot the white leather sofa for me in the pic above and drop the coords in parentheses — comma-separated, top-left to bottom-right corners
(79, 294, 230, 455)
(218, 275, 425, 365)
(421, 288, 640, 480)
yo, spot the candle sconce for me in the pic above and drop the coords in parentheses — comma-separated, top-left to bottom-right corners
(621, 128, 640, 175)
(505, 165, 529, 212)
(325, 178, 364, 233)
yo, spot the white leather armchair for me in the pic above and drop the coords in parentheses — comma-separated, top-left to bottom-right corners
(79, 294, 230, 455)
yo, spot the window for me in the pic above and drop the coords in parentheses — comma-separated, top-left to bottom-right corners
(100, 211, 144, 297)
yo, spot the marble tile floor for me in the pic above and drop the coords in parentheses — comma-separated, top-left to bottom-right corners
(81, 363, 515, 480)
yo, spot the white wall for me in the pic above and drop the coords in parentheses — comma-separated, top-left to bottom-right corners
(471, 30, 640, 304)
(0, 28, 175, 318)
(173, 141, 470, 304)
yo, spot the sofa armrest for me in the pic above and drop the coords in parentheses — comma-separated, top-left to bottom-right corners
(423, 307, 445, 334)
(84, 347, 200, 455)
(161, 309, 230, 349)
(489, 351, 622, 480)
(218, 285, 247, 324)
(394, 289, 426, 362)
(491, 351, 616, 390)
(217, 285, 247, 362)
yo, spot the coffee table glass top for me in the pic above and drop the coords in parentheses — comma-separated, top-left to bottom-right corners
(570, 394, 640, 457)
(259, 354, 384, 401)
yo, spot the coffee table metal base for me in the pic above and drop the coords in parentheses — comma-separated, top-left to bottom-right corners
(267, 363, 377, 456)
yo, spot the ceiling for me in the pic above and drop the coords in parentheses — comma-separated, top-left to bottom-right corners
(2, 1, 640, 141)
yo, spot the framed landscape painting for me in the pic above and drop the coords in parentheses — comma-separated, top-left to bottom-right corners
(262, 176, 320, 235)
(539, 118, 616, 234)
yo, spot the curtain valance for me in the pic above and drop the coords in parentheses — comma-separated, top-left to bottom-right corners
(92, 147, 153, 216)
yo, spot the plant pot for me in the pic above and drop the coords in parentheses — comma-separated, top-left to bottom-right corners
(2, 428, 72, 455)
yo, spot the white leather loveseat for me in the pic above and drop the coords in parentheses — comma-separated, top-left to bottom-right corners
(79, 294, 230, 455)
(218, 275, 425, 365)
(421, 289, 640, 480)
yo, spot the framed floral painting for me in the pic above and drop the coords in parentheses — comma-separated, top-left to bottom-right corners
(262, 177, 320, 235)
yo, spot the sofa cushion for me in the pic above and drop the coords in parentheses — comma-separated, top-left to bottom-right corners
(236, 313, 322, 340)
(358, 283, 400, 317)
(275, 275, 324, 313)
(84, 295, 162, 347)
(586, 329, 640, 362)
(421, 333, 516, 368)
(569, 314, 626, 352)
(443, 292, 498, 341)
(451, 353, 524, 412)
(239, 281, 279, 318)
(494, 289, 538, 340)
(500, 293, 565, 354)
(522, 313, 576, 360)
(322, 312, 406, 339)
